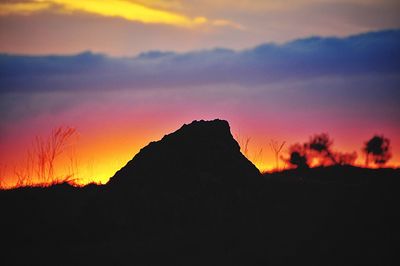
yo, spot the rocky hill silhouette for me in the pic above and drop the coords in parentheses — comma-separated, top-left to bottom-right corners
(1, 119, 400, 265)
(108, 119, 260, 189)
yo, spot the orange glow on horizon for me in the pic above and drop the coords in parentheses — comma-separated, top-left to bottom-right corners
(1, 122, 399, 190)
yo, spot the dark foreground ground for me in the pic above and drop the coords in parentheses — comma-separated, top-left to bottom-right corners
(1, 166, 399, 266)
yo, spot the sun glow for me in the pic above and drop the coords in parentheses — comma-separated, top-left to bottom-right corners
(0, 0, 245, 30)
(0, 2, 50, 15)
(46, 0, 206, 27)
(0, 0, 210, 27)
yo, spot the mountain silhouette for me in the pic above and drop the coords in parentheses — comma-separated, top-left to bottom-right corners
(108, 119, 261, 190)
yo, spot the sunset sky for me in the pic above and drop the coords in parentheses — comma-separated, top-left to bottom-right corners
(1, 0, 400, 187)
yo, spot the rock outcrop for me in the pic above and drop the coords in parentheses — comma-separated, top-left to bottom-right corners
(107, 119, 260, 190)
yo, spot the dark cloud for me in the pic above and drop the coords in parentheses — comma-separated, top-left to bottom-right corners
(1, 29, 399, 93)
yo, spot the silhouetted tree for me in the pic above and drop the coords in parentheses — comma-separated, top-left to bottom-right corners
(285, 133, 359, 169)
(288, 143, 309, 169)
(364, 135, 392, 167)
(307, 133, 337, 165)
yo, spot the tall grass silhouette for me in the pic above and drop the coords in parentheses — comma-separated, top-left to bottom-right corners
(235, 134, 267, 171)
(13, 126, 78, 187)
(0, 164, 6, 188)
(269, 139, 286, 171)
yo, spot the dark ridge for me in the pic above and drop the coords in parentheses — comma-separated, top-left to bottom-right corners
(107, 119, 260, 189)
(265, 165, 400, 185)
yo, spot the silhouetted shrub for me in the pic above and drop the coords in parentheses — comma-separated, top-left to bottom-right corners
(363, 135, 392, 167)
(307, 133, 337, 166)
(287, 143, 309, 169)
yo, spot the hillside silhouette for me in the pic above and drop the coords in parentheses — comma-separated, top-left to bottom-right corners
(108, 119, 260, 188)
(1, 119, 400, 265)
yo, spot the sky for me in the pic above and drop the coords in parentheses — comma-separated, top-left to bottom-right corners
(0, 0, 400, 187)
(1, 0, 400, 55)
